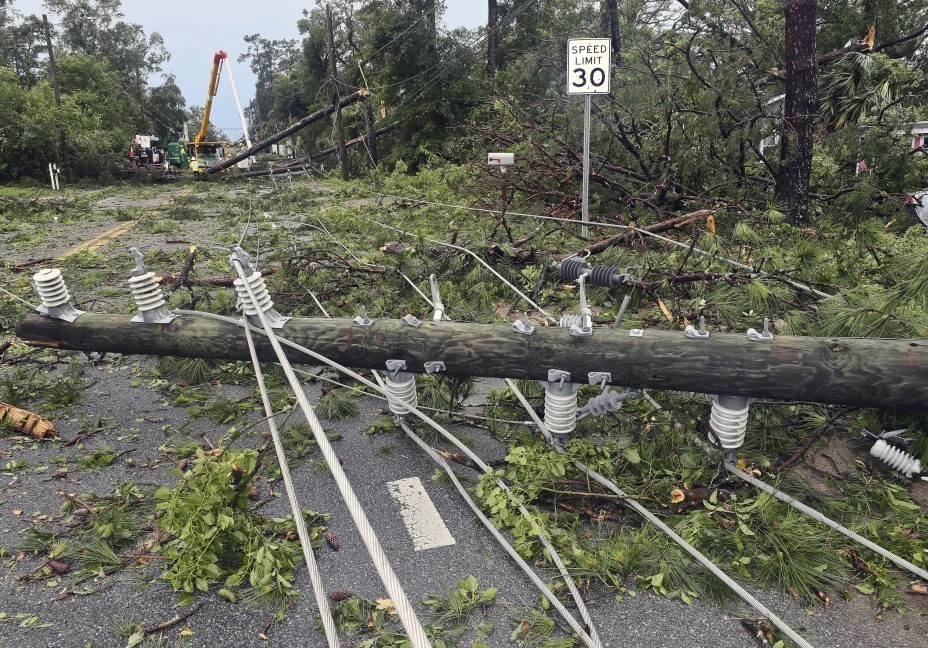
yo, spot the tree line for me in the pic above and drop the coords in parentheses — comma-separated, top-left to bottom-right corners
(2, 0, 927, 231)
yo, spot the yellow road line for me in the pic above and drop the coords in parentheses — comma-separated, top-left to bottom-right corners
(56, 187, 194, 260)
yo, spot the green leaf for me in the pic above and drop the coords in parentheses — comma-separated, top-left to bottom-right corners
(622, 447, 641, 464)
(125, 631, 145, 648)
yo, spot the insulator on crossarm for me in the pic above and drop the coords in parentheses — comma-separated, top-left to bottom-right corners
(31, 268, 83, 322)
(708, 395, 752, 453)
(230, 246, 289, 329)
(870, 439, 923, 478)
(544, 370, 579, 446)
(233, 271, 289, 328)
(384, 363, 418, 418)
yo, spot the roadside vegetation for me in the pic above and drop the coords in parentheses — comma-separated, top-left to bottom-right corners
(2, 0, 928, 646)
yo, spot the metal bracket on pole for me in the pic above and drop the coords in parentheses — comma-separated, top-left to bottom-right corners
(401, 314, 422, 328)
(352, 306, 373, 327)
(684, 316, 710, 339)
(588, 372, 612, 389)
(385, 359, 407, 378)
(747, 317, 774, 342)
(512, 315, 535, 335)
(424, 361, 446, 374)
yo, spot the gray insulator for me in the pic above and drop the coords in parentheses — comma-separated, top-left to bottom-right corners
(544, 388, 577, 439)
(583, 390, 626, 416)
(557, 259, 625, 289)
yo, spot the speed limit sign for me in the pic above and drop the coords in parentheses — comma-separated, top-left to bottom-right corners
(567, 38, 611, 94)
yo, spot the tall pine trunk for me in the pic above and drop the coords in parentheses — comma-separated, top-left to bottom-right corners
(776, 0, 818, 225)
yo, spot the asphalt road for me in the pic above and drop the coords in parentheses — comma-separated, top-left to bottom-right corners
(1, 182, 927, 647)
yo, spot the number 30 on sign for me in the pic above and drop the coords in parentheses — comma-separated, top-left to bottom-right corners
(567, 38, 611, 95)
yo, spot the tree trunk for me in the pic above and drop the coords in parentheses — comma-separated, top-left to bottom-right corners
(487, 0, 498, 76)
(605, 0, 622, 64)
(776, 0, 818, 225)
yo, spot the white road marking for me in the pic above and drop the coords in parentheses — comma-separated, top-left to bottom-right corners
(387, 477, 456, 551)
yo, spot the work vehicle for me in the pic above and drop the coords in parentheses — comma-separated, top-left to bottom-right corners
(166, 50, 254, 174)
(128, 135, 165, 167)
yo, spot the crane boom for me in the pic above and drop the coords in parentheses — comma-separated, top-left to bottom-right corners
(195, 50, 227, 146)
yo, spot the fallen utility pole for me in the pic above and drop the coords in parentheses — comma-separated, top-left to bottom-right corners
(237, 125, 395, 179)
(204, 89, 369, 174)
(17, 313, 928, 411)
(281, 125, 395, 169)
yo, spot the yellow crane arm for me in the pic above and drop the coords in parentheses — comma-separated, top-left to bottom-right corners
(194, 50, 228, 146)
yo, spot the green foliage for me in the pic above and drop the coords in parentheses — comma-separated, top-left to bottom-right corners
(154, 447, 328, 604)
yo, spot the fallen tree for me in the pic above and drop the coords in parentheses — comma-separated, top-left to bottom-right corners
(16, 313, 928, 411)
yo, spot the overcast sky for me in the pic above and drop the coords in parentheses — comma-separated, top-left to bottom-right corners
(12, 0, 486, 138)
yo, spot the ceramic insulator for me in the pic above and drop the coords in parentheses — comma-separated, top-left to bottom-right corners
(870, 439, 922, 478)
(128, 271, 166, 314)
(545, 388, 578, 437)
(584, 390, 625, 416)
(32, 268, 71, 309)
(709, 395, 750, 450)
(234, 271, 274, 316)
(384, 373, 418, 416)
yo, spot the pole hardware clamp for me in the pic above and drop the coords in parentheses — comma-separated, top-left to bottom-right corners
(424, 361, 446, 374)
(401, 314, 422, 328)
(588, 372, 612, 389)
(545, 369, 579, 397)
(746, 317, 773, 342)
(385, 359, 408, 379)
(512, 317, 535, 335)
(352, 305, 373, 327)
(684, 315, 709, 339)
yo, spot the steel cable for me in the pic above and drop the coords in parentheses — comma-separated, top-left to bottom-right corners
(239, 309, 341, 647)
(503, 379, 816, 648)
(175, 309, 599, 647)
(726, 462, 928, 583)
(226, 261, 432, 648)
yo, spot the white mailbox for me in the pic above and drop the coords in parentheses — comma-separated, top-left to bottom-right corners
(487, 152, 514, 166)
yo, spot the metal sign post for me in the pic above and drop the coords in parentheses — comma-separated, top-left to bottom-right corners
(567, 38, 611, 239)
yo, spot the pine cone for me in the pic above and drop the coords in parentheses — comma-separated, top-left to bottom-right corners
(324, 530, 340, 551)
(329, 590, 353, 602)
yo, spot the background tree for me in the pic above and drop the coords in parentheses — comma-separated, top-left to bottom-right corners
(776, 0, 819, 225)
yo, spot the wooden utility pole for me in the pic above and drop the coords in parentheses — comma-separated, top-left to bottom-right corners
(42, 14, 71, 183)
(17, 312, 928, 411)
(327, 4, 350, 181)
(487, 0, 498, 76)
(605, 0, 622, 64)
(204, 90, 368, 174)
(363, 101, 378, 167)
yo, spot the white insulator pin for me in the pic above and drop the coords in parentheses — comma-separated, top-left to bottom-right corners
(709, 395, 751, 451)
(33, 268, 71, 308)
(870, 439, 922, 478)
(384, 374, 418, 416)
(545, 389, 578, 437)
(234, 271, 274, 316)
(128, 271, 166, 313)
